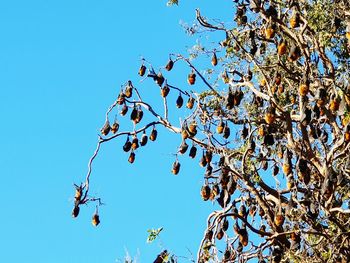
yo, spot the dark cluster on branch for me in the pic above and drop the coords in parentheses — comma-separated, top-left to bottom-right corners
(72, 0, 350, 262)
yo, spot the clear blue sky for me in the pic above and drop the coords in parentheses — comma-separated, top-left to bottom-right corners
(0, 1, 235, 262)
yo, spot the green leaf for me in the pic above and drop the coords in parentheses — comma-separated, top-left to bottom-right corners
(146, 227, 163, 243)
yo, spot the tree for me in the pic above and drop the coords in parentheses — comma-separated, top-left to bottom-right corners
(72, 0, 350, 262)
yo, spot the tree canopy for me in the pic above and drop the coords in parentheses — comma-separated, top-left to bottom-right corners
(73, 0, 350, 262)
